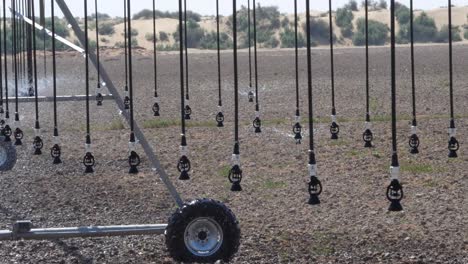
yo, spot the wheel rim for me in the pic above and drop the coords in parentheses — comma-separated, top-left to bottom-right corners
(184, 217, 223, 257)
(0, 145, 7, 167)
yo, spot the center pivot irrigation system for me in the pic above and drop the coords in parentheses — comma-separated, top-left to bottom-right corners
(0, 0, 241, 262)
(0, 0, 463, 262)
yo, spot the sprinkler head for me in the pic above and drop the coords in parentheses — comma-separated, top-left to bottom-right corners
(216, 112, 224, 127)
(51, 144, 62, 164)
(3, 125, 12, 142)
(253, 117, 262, 134)
(308, 176, 322, 205)
(330, 122, 339, 140)
(293, 122, 302, 144)
(448, 137, 459, 158)
(128, 151, 140, 174)
(228, 165, 243, 192)
(184, 105, 192, 120)
(96, 93, 104, 106)
(386, 179, 404, 212)
(28, 87, 34, 97)
(177, 155, 191, 180)
(248, 91, 254, 103)
(124, 96, 130, 110)
(152, 102, 160, 116)
(409, 134, 420, 154)
(363, 129, 373, 148)
(83, 152, 95, 173)
(33, 136, 43, 155)
(14, 128, 23, 146)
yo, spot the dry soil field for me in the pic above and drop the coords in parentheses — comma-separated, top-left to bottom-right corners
(0, 44, 467, 263)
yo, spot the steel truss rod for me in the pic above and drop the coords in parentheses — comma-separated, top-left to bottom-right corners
(11, 94, 114, 103)
(12, 7, 84, 54)
(0, 221, 166, 241)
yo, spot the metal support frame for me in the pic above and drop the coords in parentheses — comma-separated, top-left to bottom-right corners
(0, 221, 167, 240)
(11, 94, 114, 103)
(0, 0, 186, 242)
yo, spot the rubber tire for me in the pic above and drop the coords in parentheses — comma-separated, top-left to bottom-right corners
(0, 138, 16, 171)
(165, 199, 241, 263)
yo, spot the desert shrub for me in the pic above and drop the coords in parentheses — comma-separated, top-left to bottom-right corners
(335, 8, 354, 29)
(464, 27, 468, 39)
(131, 28, 139, 36)
(100, 37, 108, 43)
(264, 36, 280, 48)
(362, 0, 379, 10)
(353, 18, 388, 45)
(199, 31, 232, 49)
(89, 12, 111, 20)
(378, 0, 387, 9)
(229, 4, 281, 47)
(396, 23, 410, 44)
(133, 9, 153, 20)
(435, 25, 462, 43)
(280, 28, 306, 48)
(281, 17, 290, 28)
(98, 23, 115, 35)
(145, 33, 156, 42)
(134, 9, 201, 21)
(395, 3, 410, 25)
(413, 12, 437, 42)
(341, 25, 354, 38)
(159, 31, 169, 42)
(157, 44, 179, 51)
(345, 0, 359, 11)
(302, 18, 331, 45)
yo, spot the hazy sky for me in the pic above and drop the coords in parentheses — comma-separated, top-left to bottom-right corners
(28, 0, 468, 18)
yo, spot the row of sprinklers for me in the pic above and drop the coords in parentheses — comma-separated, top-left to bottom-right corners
(0, 0, 462, 212)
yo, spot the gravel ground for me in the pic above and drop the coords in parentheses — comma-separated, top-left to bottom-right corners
(0, 44, 467, 263)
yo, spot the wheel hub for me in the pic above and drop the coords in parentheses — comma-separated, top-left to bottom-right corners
(184, 217, 223, 257)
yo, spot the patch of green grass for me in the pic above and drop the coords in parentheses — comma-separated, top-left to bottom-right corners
(401, 164, 434, 174)
(372, 151, 383, 159)
(330, 139, 348, 146)
(264, 179, 287, 189)
(107, 120, 125, 130)
(347, 150, 360, 157)
(218, 165, 231, 178)
(143, 119, 216, 129)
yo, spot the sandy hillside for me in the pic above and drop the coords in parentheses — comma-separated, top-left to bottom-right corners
(65, 6, 468, 50)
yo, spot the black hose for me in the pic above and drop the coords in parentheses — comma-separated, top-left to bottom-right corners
(178, 0, 186, 135)
(294, 0, 299, 115)
(448, 0, 455, 128)
(32, 0, 39, 123)
(247, 0, 252, 88)
(152, 0, 158, 98)
(390, 0, 397, 154)
(84, 0, 91, 139)
(126, 0, 134, 132)
(52, 0, 58, 131)
(253, 0, 259, 112)
(305, 0, 315, 152)
(3, 0, 9, 117)
(328, 0, 336, 116)
(123, 0, 128, 91)
(216, 0, 222, 107)
(184, 0, 189, 101)
(233, 0, 239, 142)
(95, 0, 101, 88)
(365, 0, 370, 122)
